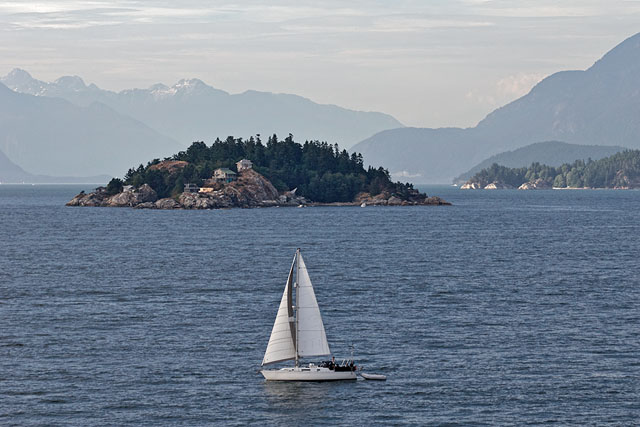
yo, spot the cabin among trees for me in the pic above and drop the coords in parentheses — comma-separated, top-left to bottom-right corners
(123, 134, 418, 201)
(213, 168, 237, 183)
(236, 159, 253, 172)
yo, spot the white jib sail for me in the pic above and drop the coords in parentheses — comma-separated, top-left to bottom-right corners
(262, 257, 296, 365)
(296, 253, 331, 358)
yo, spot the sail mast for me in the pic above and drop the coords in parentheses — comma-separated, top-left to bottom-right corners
(295, 248, 300, 367)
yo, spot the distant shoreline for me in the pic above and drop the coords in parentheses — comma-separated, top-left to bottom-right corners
(0, 182, 108, 185)
(461, 187, 640, 191)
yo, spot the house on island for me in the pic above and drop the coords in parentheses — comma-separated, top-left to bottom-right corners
(236, 159, 253, 172)
(213, 168, 237, 183)
(184, 183, 200, 193)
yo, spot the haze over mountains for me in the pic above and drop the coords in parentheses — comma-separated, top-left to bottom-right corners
(0, 69, 402, 178)
(353, 32, 640, 183)
(0, 148, 109, 183)
(0, 82, 179, 177)
(2, 33, 639, 183)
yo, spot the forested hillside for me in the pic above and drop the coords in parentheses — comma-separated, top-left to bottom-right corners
(122, 134, 417, 202)
(453, 141, 626, 184)
(464, 150, 640, 189)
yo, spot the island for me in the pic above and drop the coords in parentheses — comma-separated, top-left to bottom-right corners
(67, 135, 450, 208)
(460, 150, 640, 190)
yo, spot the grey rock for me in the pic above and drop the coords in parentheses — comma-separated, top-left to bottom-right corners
(106, 191, 138, 207)
(387, 196, 402, 205)
(105, 183, 157, 206)
(155, 198, 180, 209)
(137, 184, 158, 203)
(518, 178, 552, 190)
(460, 182, 483, 190)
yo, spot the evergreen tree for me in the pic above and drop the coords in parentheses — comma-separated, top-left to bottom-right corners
(106, 177, 123, 195)
(123, 135, 415, 200)
(467, 150, 640, 189)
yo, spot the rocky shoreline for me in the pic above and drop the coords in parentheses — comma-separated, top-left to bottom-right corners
(460, 179, 636, 190)
(67, 169, 450, 209)
(461, 178, 553, 190)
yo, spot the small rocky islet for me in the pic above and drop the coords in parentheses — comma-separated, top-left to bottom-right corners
(67, 166, 450, 209)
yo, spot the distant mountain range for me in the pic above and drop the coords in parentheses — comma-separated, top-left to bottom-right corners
(1, 69, 402, 174)
(353, 32, 640, 183)
(453, 141, 627, 184)
(0, 148, 109, 183)
(0, 82, 179, 177)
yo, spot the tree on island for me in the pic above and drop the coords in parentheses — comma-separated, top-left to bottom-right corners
(466, 150, 640, 189)
(106, 177, 124, 195)
(123, 134, 418, 202)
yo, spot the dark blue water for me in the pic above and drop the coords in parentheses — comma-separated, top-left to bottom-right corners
(1, 185, 639, 425)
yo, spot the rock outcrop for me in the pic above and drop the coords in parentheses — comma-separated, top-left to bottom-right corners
(460, 181, 484, 190)
(518, 178, 552, 190)
(178, 192, 222, 209)
(66, 189, 105, 207)
(67, 184, 158, 207)
(67, 169, 306, 209)
(226, 168, 282, 206)
(354, 190, 451, 206)
(611, 170, 640, 189)
(484, 182, 513, 190)
(170, 169, 298, 209)
(154, 198, 181, 209)
(460, 180, 514, 190)
(106, 184, 158, 206)
(67, 168, 450, 209)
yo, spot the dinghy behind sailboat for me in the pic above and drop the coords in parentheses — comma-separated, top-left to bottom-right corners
(260, 249, 357, 381)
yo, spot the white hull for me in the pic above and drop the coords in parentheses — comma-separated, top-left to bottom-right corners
(360, 373, 386, 381)
(261, 251, 358, 382)
(261, 366, 357, 381)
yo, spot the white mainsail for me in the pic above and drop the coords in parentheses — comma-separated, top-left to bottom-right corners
(260, 250, 357, 381)
(296, 253, 331, 358)
(261, 257, 296, 365)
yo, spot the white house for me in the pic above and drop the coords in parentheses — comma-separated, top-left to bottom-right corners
(236, 159, 253, 172)
(213, 168, 237, 183)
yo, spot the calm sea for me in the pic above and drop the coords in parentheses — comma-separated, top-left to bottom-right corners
(1, 185, 639, 425)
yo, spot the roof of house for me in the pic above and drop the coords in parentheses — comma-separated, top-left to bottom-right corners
(215, 168, 236, 175)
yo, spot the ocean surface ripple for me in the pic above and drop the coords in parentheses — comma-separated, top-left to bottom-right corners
(1, 185, 639, 425)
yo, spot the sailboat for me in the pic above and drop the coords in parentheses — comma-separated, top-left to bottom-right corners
(260, 249, 357, 381)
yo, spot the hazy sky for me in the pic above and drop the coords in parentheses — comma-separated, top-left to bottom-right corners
(1, 1, 640, 128)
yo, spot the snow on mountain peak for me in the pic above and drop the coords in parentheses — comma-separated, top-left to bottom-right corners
(1, 68, 48, 95)
(174, 78, 207, 92)
(148, 78, 211, 98)
(148, 83, 175, 98)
